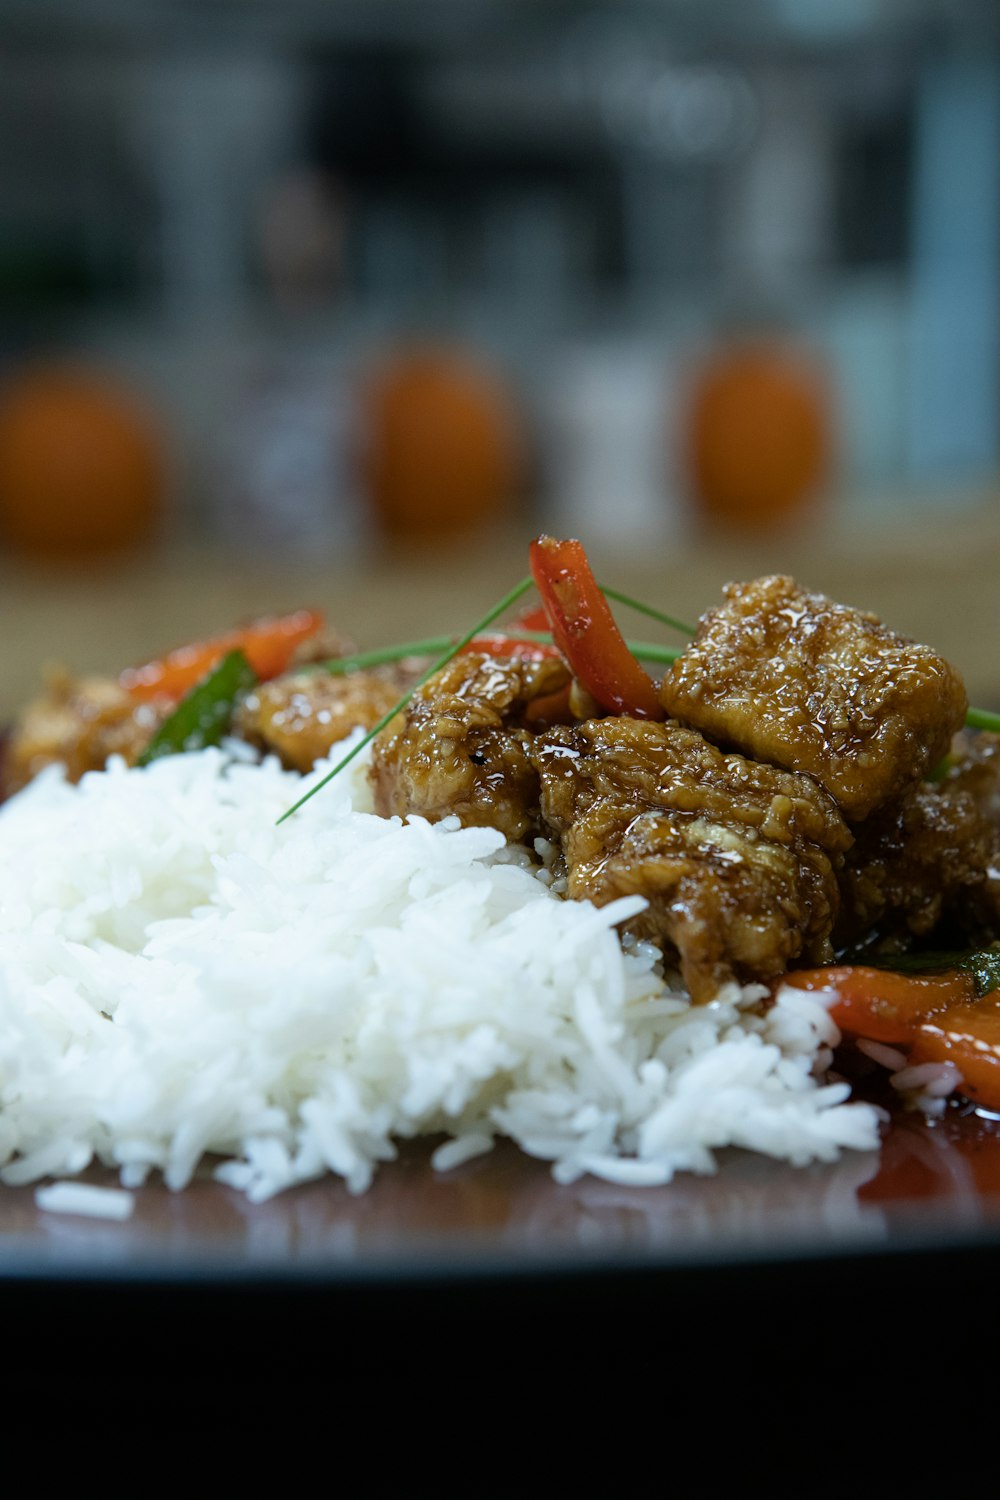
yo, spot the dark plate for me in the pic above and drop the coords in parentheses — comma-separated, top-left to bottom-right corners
(4, 1108, 1000, 1286)
(5, 1107, 1000, 1456)
(5, 1105, 1000, 1278)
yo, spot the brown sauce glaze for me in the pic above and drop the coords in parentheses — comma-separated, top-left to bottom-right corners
(660, 575, 968, 821)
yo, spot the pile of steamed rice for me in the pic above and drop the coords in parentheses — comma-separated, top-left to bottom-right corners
(0, 737, 883, 1203)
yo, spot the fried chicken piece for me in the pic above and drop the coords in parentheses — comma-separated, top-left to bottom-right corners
(532, 718, 853, 1002)
(4, 668, 167, 793)
(286, 623, 356, 668)
(836, 731, 1000, 950)
(660, 575, 968, 822)
(370, 652, 571, 843)
(948, 729, 1000, 826)
(235, 661, 425, 774)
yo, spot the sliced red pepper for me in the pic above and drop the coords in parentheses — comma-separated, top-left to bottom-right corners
(522, 684, 574, 727)
(784, 966, 974, 1045)
(528, 535, 664, 720)
(783, 965, 1000, 1109)
(514, 604, 551, 633)
(121, 608, 325, 702)
(455, 631, 571, 726)
(461, 632, 562, 663)
(459, 631, 570, 722)
(910, 1003, 1000, 1107)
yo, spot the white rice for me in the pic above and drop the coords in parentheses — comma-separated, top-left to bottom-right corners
(34, 1180, 135, 1220)
(0, 739, 882, 1201)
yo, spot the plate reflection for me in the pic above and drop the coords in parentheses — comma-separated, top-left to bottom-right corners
(4, 1107, 1000, 1277)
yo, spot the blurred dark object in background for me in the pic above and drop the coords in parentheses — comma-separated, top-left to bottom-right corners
(256, 167, 347, 316)
(0, 1, 995, 561)
(0, 362, 164, 560)
(360, 344, 523, 543)
(683, 337, 831, 532)
(210, 356, 365, 559)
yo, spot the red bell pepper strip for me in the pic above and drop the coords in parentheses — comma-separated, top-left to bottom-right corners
(784, 965, 974, 1043)
(459, 630, 568, 720)
(528, 535, 664, 720)
(514, 604, 551, 633)
(909, 1003, 1000, 1107)
(121, 608, 325, 702)
(522, 684, 573, 727)
(461, 632, 562, 663)
(784, 965, 1000, 1110)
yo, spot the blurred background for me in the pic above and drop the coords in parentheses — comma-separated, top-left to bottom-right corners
(0, 0, 997, 713)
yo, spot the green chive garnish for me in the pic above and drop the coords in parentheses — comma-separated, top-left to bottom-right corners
(276, 576, 535, 824)
(966, 706, 1000, 733)
(313, 638, 460, 675)
(274, 565, 997, 825)
(625, 640, 683, 666)
(310, 632, 681, 679)
(598, 585, 695, 637)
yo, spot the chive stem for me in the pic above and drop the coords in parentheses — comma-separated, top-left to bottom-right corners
(966, 706, 1000, 733)
(626, 640, 683, 665)
(315, 638, 456, 675)
(315, 632, 682, 679)
(277, 561, 997, 828)
(276, 575, 534, 824)
(598, 585, 696, 636)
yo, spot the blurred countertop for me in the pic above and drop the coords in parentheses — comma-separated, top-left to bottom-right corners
(0, 504, 997, 720)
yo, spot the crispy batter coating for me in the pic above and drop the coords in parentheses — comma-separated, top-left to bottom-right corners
(235, 661, 424, 774)
(6, 582, 992, 1011)
(369, 652, 570, 843)
(4, 669, 166, 793)
(836, 731, 1000, 951)
(532, 718, 852, 1002)
(948, 728, 1000, 825)
(286, 623, 356, 668)
(660, 575, 968, 821)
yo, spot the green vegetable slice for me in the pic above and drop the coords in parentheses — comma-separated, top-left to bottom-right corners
(138, 649, 257, 766)
(311, 633, 683, 678)
(276, 575, 535, 824)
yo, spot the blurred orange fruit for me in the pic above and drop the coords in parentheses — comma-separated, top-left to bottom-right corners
(0, 363, 164, 558)
(685, 342, 831, 530)
(361, 347, 521, 540)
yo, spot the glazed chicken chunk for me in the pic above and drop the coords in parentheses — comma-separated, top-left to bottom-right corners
(660, 575, 968, 822)
(532, 718, 853, 1002)
(4, 669, 167, 793)
(370, 652, 570, 843)
(836, 731, 1000, 950)
(235, 661, 425, 774)
(948, 728, 1000, 826)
